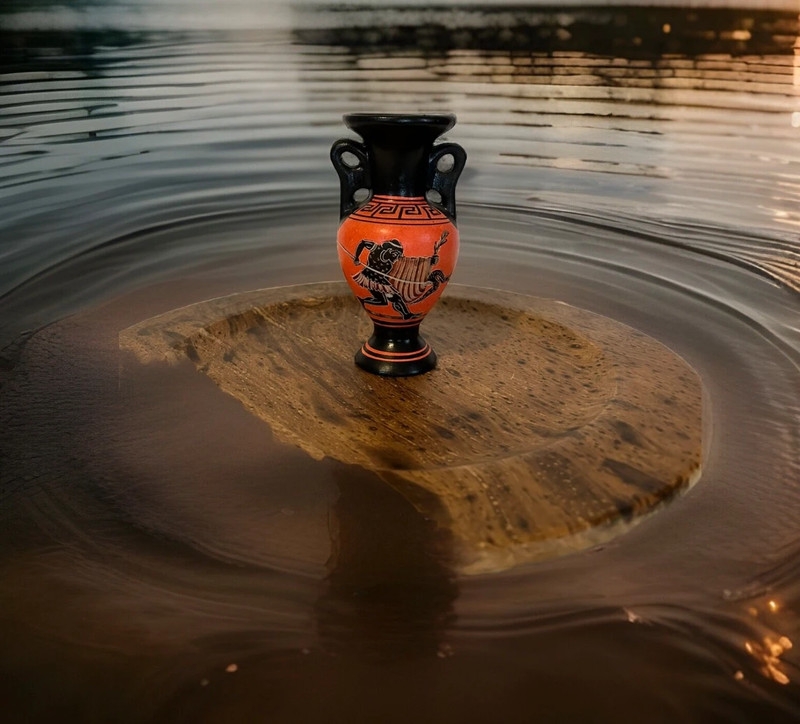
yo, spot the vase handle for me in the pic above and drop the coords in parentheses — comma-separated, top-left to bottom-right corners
(427, 142, 466, 222)
(331, 139, 371, 220)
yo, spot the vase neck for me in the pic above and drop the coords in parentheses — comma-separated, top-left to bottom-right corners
(344, 114, 455, 198)
(368, 142, 429, 197)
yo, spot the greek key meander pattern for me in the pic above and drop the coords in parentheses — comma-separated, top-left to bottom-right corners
(350, 196, 449, 225)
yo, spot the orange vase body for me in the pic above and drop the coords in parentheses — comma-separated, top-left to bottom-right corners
(331, 114, 466, 376)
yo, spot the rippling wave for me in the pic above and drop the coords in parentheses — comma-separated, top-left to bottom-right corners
(1, 4, 800, 723)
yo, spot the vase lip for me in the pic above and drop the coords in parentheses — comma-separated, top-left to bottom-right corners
(344, 112, 456, 134)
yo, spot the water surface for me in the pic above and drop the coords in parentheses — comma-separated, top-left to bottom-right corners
(1, 3, 800, 722)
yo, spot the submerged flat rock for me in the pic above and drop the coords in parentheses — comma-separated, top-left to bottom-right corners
(120, 282, 703, 572)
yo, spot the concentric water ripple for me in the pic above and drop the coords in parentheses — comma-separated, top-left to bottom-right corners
(1, 4, 799, 723)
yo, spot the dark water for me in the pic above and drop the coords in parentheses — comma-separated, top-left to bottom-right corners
(2, 3, 800, 722)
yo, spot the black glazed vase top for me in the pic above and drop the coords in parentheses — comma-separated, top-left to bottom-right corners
(331, 113, 466, 377)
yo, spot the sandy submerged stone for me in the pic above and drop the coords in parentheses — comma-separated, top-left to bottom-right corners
(120, 282, 703, 573)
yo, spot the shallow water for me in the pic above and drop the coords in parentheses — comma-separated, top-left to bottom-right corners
(1, 3, 800, 722)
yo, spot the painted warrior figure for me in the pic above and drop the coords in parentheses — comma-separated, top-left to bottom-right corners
(352, 231, 450, 319)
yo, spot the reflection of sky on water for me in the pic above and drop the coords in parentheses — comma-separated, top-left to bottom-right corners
(1, 0, 799, 31)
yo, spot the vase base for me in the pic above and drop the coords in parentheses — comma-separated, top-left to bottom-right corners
(354, 322, 436, 377)
(355, 344, 437, 377)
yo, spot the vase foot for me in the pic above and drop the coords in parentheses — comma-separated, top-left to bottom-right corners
(355, 322, 437, 377)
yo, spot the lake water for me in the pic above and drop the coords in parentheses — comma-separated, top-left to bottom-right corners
(1, 2, 800, 722)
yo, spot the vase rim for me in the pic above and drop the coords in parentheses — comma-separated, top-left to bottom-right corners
(344, 112, 456, 133)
